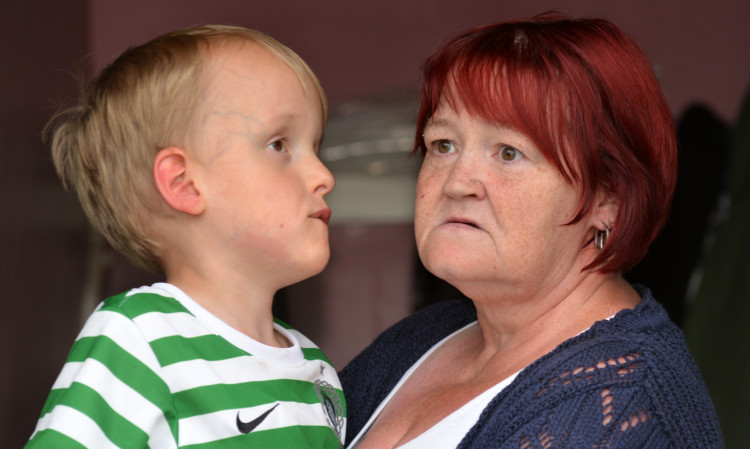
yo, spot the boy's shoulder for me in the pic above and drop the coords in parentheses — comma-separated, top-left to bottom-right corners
(99, 284, 190, 319)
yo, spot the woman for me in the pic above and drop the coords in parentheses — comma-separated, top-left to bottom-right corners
(340, 13, 723, 449)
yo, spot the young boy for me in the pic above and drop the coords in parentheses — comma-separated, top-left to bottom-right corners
(27, 25, 345, 448)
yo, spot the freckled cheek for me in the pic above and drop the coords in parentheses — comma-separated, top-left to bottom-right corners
(415, 169, 440, 205)
(414, 193, 434, 236)
(415, 168, 452, 241)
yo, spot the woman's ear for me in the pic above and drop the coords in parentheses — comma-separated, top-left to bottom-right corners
(153, 147, 205, 215)
(593, 192, 619, 230)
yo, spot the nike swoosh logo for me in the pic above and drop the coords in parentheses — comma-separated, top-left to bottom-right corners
(236, 403, 279, 434)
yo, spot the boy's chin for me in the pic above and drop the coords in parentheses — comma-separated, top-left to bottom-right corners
(288, 254, 331, 285)
(309, 255, 331, 277)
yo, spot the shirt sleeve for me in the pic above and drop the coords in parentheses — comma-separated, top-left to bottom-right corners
(25, 308, 177, 449)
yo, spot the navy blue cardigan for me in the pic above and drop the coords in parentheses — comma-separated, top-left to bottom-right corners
(340, 291, 723, 448)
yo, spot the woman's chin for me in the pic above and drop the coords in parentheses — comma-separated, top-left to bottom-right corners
(423, 260, 483, 289)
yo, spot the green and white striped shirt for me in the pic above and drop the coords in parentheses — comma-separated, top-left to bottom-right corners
(26, 283, 346, 448)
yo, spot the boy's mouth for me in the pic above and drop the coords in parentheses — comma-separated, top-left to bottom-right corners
(311, 208, 332, 225)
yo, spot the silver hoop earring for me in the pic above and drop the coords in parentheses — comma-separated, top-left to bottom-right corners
(595, 225, 611, 251)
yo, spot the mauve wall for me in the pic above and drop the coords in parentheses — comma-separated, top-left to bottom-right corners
(2, 1, 749, 447)
(1, 1, 89, 448)
(88, 0, 750, 120)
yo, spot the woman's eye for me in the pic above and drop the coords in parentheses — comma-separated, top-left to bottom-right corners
(433, 140, 455, 154)
(499, 145, 522, 161)
(269, 140, 285, 152)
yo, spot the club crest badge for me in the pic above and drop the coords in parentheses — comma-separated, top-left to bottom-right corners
(313, 379, 345, 445)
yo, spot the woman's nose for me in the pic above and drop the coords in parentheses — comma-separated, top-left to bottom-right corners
(442, 153, 485, 200)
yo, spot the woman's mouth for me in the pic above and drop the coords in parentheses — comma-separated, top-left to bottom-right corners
(444, 217, 481, 230)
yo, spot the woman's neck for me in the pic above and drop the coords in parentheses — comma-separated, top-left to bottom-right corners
(465, 273, 640, 371)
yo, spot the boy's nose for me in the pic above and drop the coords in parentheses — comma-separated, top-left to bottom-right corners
(311, 156, 335, 196)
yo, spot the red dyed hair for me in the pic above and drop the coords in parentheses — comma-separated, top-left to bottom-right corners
(414, 12, 677, 273)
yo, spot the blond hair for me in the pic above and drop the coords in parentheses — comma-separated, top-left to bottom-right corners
(46, 25, 328, 273)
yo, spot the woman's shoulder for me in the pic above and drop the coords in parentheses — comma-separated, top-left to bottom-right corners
(529, 289, 700, 391)
(583, 289, 698, 378)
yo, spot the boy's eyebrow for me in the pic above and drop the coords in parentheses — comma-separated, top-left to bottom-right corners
(265, 112, 319, 130)
(271, 112, 304, 122)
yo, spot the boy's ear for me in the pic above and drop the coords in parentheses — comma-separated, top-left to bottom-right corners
(153, 147, 205, 215)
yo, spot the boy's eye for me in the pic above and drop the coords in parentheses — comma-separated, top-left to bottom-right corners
(433, 140, 455, 154)
(269, 140, 285, 152)
(499, 145, 523, 161)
